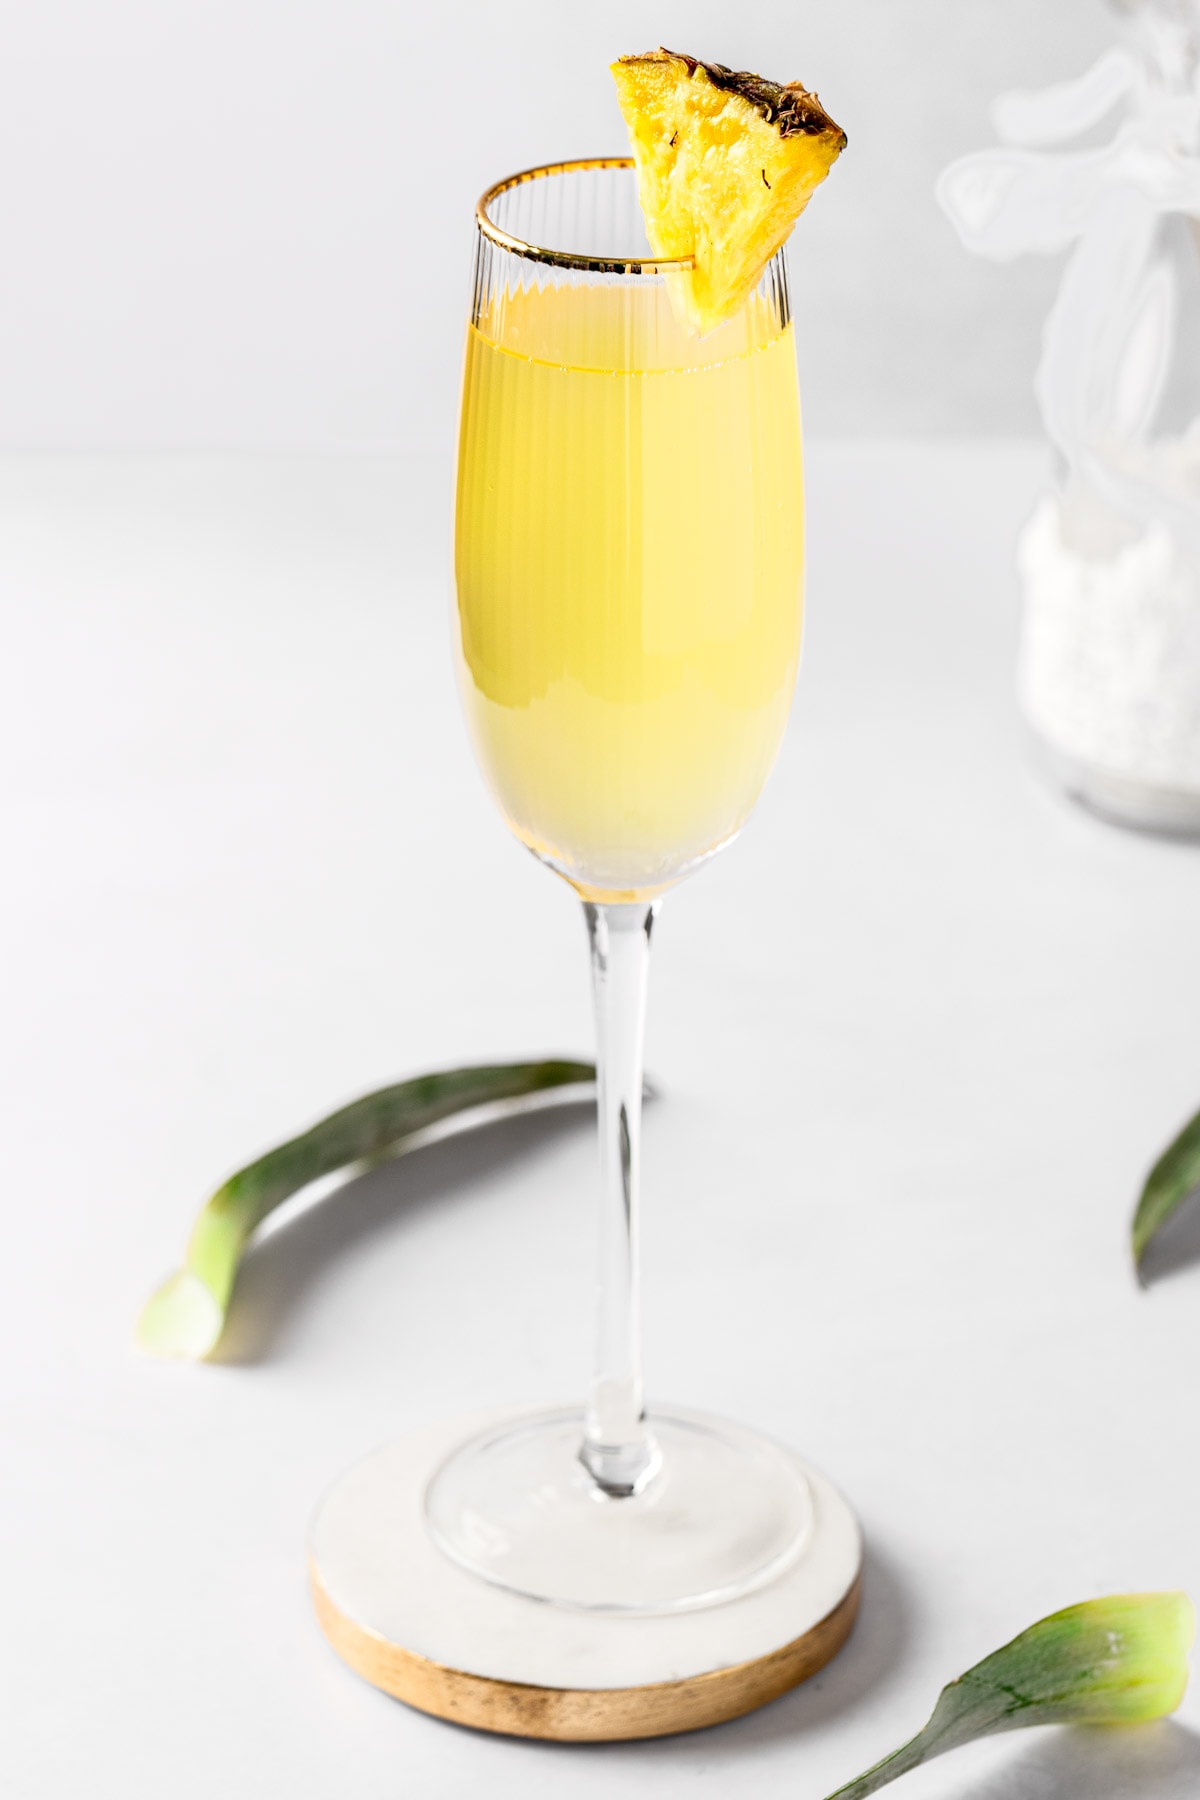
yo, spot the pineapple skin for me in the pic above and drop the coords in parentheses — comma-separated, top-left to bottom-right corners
(612, 48, 846, 334)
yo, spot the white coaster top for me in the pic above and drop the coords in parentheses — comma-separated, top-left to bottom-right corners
(309, 1408, 863, 1692)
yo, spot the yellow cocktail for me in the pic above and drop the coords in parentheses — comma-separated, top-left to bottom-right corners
(431, 156, 826, 1616)
(455, 266, 803, 901)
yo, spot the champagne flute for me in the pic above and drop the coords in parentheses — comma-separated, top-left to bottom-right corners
(426, 158, 808, 1612)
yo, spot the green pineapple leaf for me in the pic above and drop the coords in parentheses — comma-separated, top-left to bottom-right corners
(823, 1593, 1193, 1800)
(135, 1059, 594, 1360)
(1133, 1105, 1200, 1278)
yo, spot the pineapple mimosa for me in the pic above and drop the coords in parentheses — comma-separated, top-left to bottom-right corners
(429, 124, 845, 1623)
(310, 51, 853, 1726)
(456, 273, 804, 900)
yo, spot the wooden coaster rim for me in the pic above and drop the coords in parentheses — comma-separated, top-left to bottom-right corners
(311, 1558, 862, 1741)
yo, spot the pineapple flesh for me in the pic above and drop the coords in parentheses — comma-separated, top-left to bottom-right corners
(611, 48, 846, 335)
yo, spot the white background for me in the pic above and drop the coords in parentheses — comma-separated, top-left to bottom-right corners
(0, 0, 1119, 450)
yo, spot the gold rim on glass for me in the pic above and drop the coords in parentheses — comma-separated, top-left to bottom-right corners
(475, 157, 695, 276)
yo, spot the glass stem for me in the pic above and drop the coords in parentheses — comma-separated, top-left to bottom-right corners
(580, 899, 662, 1498)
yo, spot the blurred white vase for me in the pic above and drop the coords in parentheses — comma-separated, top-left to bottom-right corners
(939, 0, 1200, 834)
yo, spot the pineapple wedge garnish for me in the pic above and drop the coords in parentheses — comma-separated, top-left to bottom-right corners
(612, 48, 846, 335)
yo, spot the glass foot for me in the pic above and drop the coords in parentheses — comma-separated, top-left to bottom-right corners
(424, 1407, 813, 1614)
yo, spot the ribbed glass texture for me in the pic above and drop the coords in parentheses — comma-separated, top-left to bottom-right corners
(455, 162, 804, 902)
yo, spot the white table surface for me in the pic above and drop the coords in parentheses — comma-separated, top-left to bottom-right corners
(6, 444, 1200, 1799)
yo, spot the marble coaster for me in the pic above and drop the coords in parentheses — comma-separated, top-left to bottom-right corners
(309, 1407, 863, 1741)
